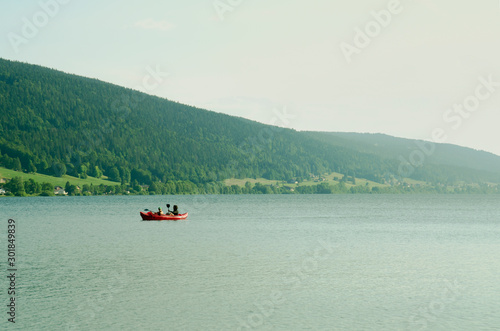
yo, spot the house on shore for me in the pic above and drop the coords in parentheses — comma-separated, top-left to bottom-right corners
(54, 186, 68, 195)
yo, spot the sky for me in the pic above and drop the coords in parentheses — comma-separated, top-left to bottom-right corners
(1, 0, 500, 155)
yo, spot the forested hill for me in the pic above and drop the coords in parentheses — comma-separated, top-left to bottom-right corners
(304, 132, 500, 183)
(0, 58, 391, 186)
(305, 132, 500, 175)
(1, 58, 499, 192)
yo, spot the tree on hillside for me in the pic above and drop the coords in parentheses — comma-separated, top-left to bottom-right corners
(79, 164, 88, 179)
(28, 160, 37, 173)
(148, 181, 159, 194)
(41, 182, 53, 194)
(65, 181, 78, 195)
(90, 166, 102, 178)
(5, 177, 25, 196)
(53, 163, 67, 177)
(107, 167, 121, 182)
(24, 178, 41, 194)
(37, 159, 49, 174)
(119, 166, 131, 184)
(13, 158, 22, 171)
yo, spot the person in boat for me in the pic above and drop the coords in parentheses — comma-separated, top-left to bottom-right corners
(157, 207, 164, 216)
(173, 205, 179, 216)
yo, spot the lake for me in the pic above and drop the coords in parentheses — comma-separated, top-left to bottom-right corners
(0, 194, 499, 330)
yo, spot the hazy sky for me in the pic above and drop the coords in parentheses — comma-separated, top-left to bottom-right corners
(1, 0, 500, 155)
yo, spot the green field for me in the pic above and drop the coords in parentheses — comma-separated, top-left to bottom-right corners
(224, 172, 429, 190)
(0, 166, 119, 188)
(224, 177, 280, 187)
(225, 172, 386, 188)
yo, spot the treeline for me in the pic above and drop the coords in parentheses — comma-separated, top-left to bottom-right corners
(2, 176, 498, 197)
(1, 176, 218, 197)
(2, 177, 54, 196)
(0, 58, 396, 187)
(295, 182, 499, 194)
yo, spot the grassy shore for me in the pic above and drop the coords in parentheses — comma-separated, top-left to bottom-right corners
(224, 172, 404, 189)
(0, 166, 118, 188)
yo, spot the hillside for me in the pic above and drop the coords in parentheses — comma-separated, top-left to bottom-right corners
(0, 58, 499, 195)
(304, 132, 500, 184)
(307, 132, 500, 175)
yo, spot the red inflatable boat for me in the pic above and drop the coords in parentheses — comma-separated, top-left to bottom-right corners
(140, 211, 188, 221)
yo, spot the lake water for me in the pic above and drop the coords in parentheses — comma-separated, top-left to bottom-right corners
(0, 194, 499, 330)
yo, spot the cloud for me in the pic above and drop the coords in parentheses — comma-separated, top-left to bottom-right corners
(133, 18, 175, 32)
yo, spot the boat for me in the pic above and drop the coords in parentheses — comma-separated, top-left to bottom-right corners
(140, 211, 188, 221)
